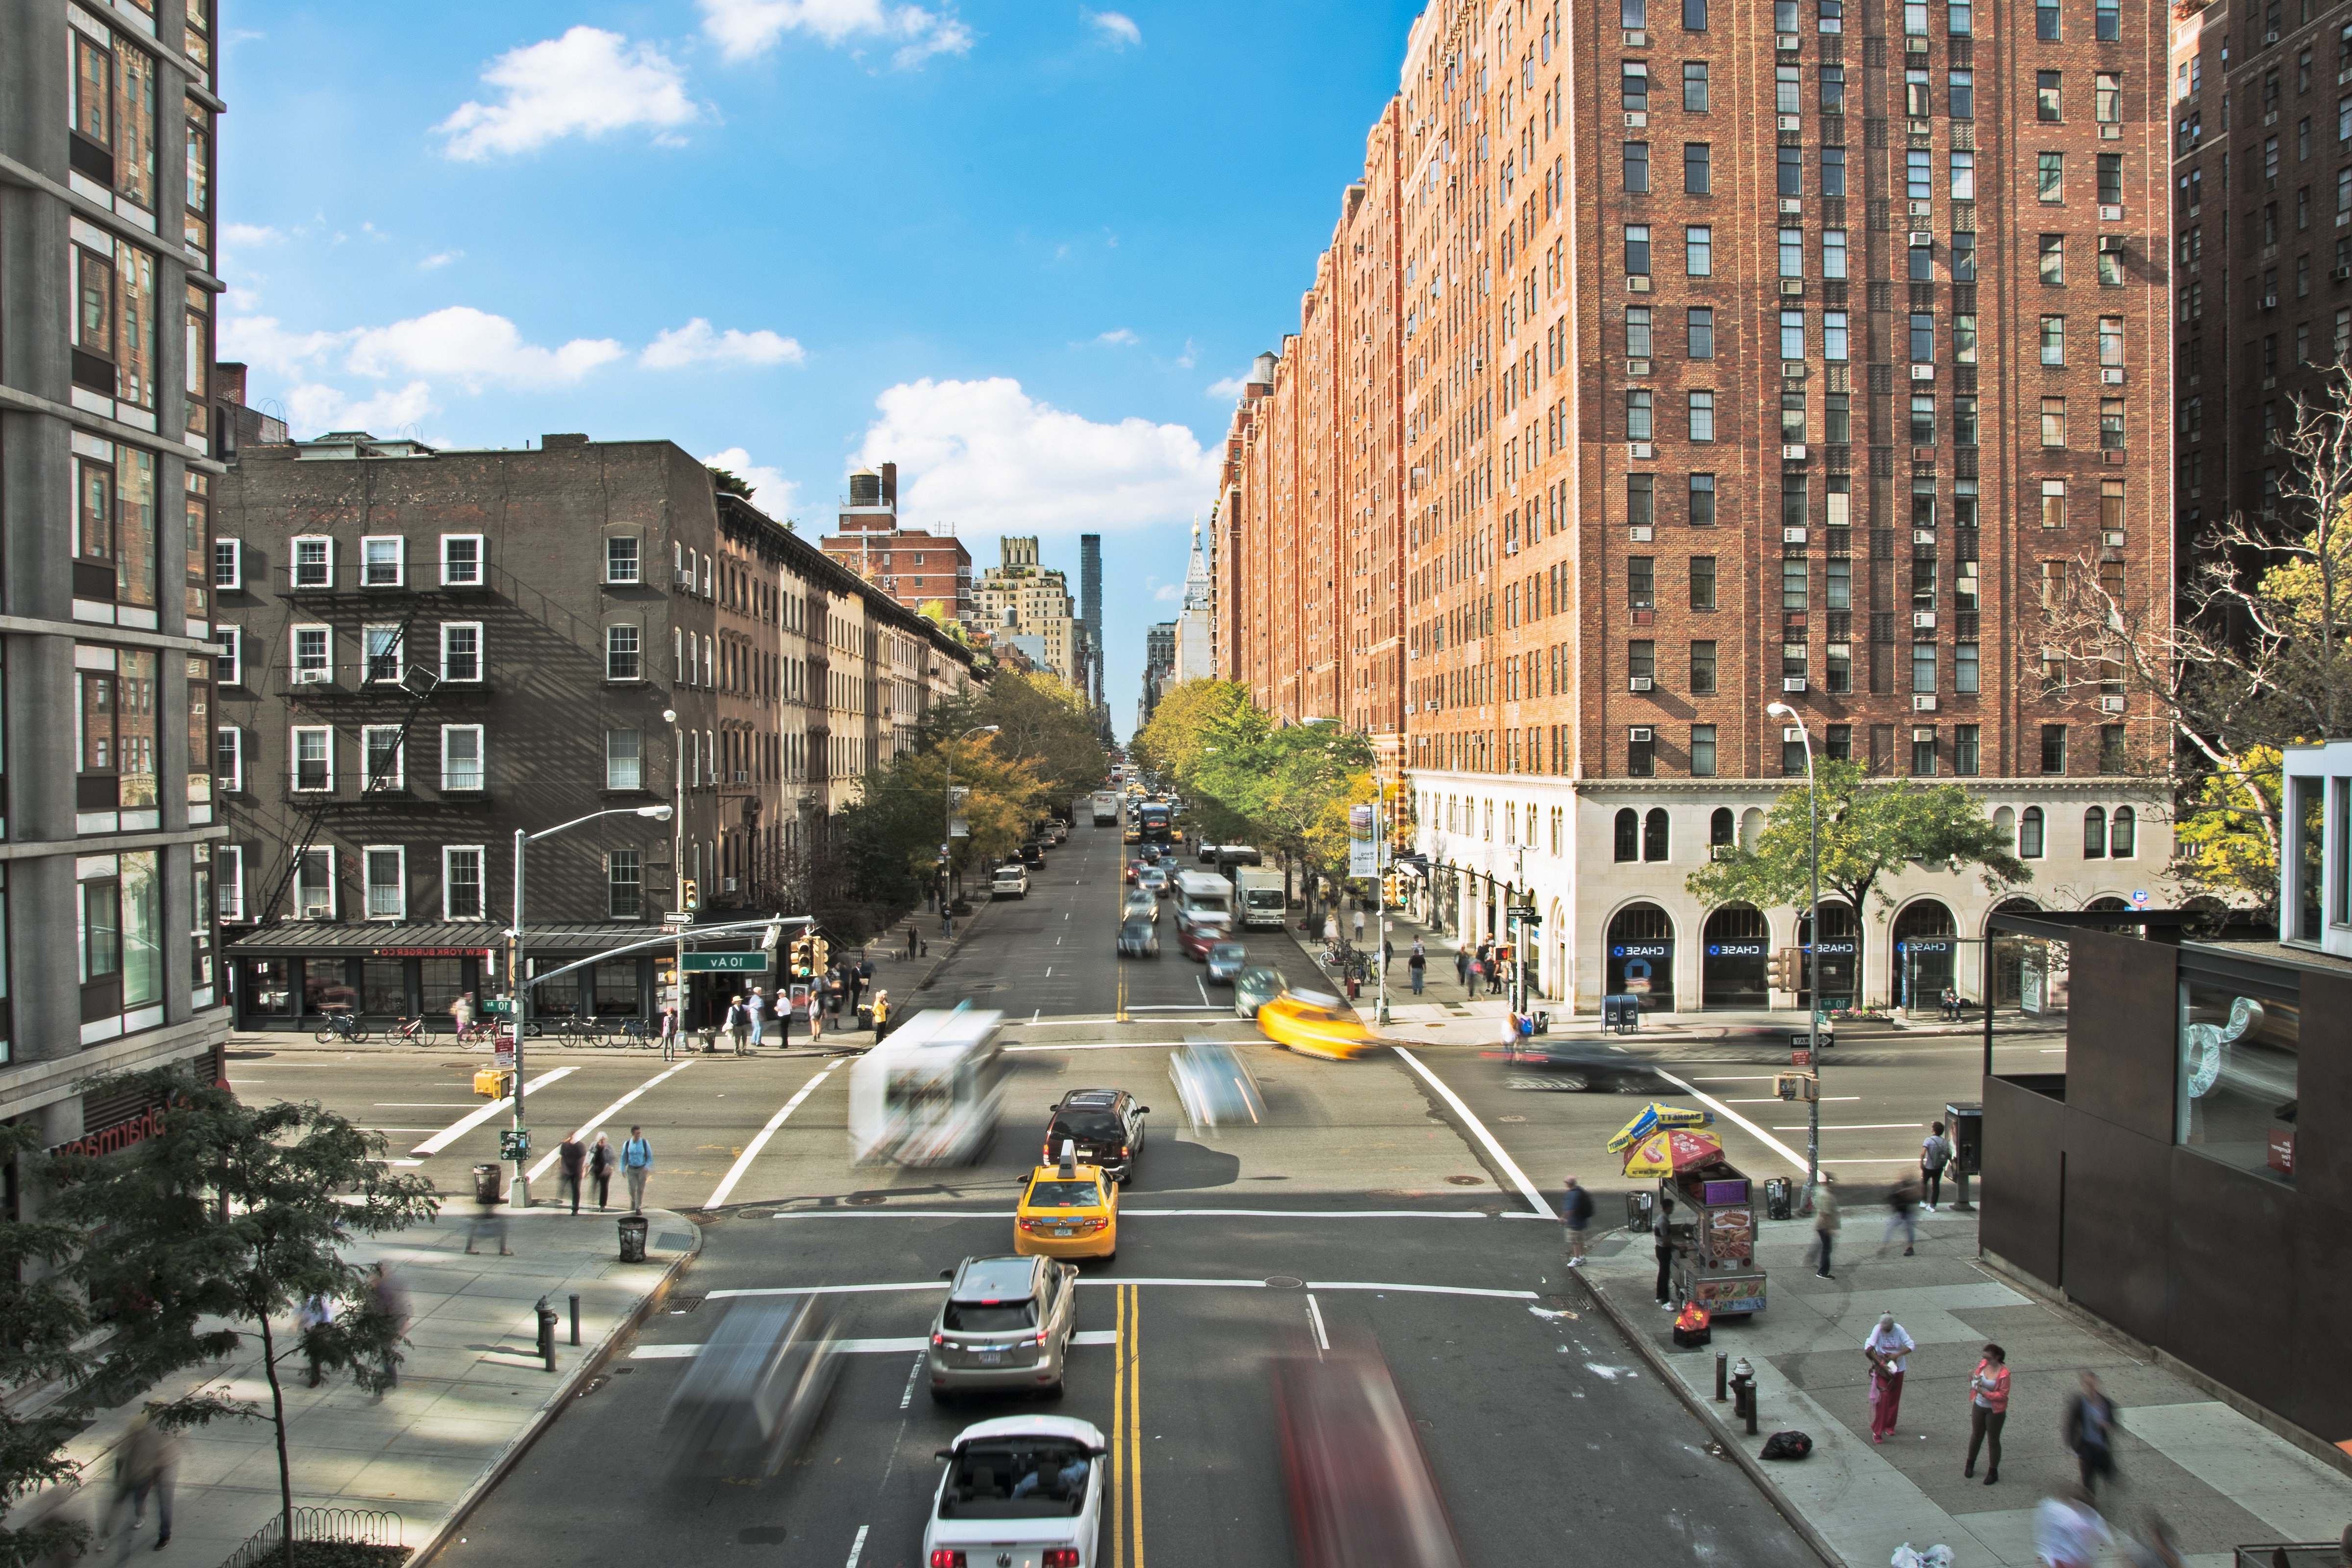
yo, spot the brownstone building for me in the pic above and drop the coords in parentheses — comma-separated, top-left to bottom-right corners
(1219, 0, 2181, 1012)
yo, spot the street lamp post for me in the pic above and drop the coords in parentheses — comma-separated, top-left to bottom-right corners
(1766, 701, 1823, 1207)
(509, 802, 673, 1208)
(943, 726, 1000, 937)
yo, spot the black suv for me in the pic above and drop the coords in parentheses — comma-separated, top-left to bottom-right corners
(1020, 840, 1048, 868)
(1041, 1088, 1148, 1183)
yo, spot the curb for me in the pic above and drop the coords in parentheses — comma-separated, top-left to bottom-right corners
(1569, 1265, 1847, 1568)
(403, 1217, 703, 1568)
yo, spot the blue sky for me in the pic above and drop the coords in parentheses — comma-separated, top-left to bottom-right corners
(216, 0, 1423, 736)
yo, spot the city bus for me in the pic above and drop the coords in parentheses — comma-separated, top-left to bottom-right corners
(847, 1005, 1006, 1166)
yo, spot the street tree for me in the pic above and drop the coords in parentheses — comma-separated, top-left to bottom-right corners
(46, 1070, 439, 1568)
(1131, 680, 1274, 846)
(1684, 760, 2028, 991)
(1200, 722, 1374, 913)
(974, 671, 1107, 801)
(832, 735, 1050, 922)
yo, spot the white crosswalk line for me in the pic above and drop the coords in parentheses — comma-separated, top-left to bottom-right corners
(525, 1058, 696, 1183)
(703, 1061, 842, 1209)
(1390, 1047, 1551, 1216)
(409, 1067, 577, 1156)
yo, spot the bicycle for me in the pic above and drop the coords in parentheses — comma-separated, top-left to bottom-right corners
(617, 1018, 655, 1048)
(312, 1010, 368, 1045)
(389, 1015, 431, 1044)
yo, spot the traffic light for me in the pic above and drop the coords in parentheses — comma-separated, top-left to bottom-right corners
(1767, 948, 1800, 991)
(810, 937, 831, 973)
(681, 879, 701, 913)
(1381, 870, 1402, 908)
(789, 937, 812, 978)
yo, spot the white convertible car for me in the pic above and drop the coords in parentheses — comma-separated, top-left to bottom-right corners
(924, 1415, 1107, 1568)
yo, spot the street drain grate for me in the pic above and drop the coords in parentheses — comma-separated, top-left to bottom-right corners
(844, 1193, 889, 1206)
(666, 1293, 706, 1313)
(658, 1231, 693, 1250)
(1445, 1175, 1485, 1186)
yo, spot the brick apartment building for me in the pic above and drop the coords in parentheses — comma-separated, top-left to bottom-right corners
(212, 432, 972, 1031)
(1218, 0, 2182, 1012)
(821, 462, 976, 622)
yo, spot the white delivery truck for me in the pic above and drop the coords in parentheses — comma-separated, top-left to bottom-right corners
(1091, 790, 1122, 826)
(1235, 866, 1287, 930)
(848, 1005, 1006, 1166)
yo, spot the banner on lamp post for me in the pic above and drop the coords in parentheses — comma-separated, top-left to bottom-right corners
(1349, 839, 1379, 878)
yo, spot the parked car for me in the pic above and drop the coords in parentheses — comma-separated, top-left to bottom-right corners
(1020, 841, 1047, 868)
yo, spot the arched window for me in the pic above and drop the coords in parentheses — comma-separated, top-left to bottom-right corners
(1994, 805, 2015, 839)
(1644, 808, 1671, 862)
(2083, 806, 2107, 858)
(1740, 807, 1765, 849)
(1614, 808, 1639, 862)
(1710, 807, 1736, 856)
(2110, 805, 2136, 858)
(2019, 807, 2045, 858)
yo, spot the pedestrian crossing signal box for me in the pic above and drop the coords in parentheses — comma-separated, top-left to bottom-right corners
(1774, 1072, 1818, 1102)
(473, 1067, 514, 1099)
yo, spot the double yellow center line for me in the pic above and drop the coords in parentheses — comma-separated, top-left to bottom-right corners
(1110, 1284, 1144, 1568)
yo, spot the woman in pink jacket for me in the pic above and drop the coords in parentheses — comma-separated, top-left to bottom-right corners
(1965, 1342, 2009, 1483)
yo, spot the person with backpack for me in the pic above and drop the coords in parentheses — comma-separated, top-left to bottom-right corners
(1560, 1175, 1595, 1268)
(621, 1126, 654, 1213)
(1408, 939, 1427, 994)
(1920, 1120, 1953, 1210)
(725, 994, 750, 1054)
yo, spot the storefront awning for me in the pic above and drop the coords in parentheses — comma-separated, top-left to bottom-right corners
(224, 921, 669, 957)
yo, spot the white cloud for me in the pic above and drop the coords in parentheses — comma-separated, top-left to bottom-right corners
(1205, 375, 1248, 400)
(346, 307, 626, 389)
(419, 249, 465, 270)
(700, 447, 799, 516)
(220, 314, 352, 378)
(1084, 9, 1141, 47)
(642, 318, 807, 369)
(284, 379, 437, 438)
(221, 222, 284, 249)
(857, 377, 1218, 534)
(699, 0, 973, 66)
(1175, 339, 1198, 370)
(1095, 328, 1138, 347)
(436, 26, 699, 161)
(1151, 580, 1181, 603)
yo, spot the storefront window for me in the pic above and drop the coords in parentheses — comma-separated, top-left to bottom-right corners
(593, 959, 641, 1017)
(420, 957, 470, 1022)
(241, 956, 292, 1015)
(303, 958, 353, 1015)
(528, 957, 580, 1017)
(2178, 974, 2300, 1183)
(362, 956, 408, 1017)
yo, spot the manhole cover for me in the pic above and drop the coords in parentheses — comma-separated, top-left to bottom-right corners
(1264, 1275, 1304, 1289)
(844, 1193, 888, 1206)
(1445, 1175, 1486, 1186)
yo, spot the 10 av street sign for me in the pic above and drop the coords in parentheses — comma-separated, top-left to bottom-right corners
(682, 952, 769, 973)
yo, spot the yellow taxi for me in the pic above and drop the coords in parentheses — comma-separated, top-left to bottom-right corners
(1014, 1151, 1119, 1261)
(1256, 990, 1382, 1061)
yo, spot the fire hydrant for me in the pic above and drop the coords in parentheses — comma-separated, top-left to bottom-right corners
(1730, 1356, 1758, 1435)
(535, 1295, 558, 1372)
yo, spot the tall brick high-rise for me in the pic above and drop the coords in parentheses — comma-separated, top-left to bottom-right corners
(1219, 0, 2180, 1013)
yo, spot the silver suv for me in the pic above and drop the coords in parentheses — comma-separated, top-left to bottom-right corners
(929, 1255, 1078, 1402)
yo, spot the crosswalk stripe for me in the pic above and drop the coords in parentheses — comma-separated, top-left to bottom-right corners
(703, 1061, 843, 1209)
(409, 1067, 577, 1156)
(525, 1058, 696, 1183)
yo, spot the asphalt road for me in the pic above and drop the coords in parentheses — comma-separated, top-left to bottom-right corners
(249, 813, 2060, 1568)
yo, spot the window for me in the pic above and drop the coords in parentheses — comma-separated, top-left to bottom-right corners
(1950, 70, 1974, 118)
(215, 726, 243, 793)
(440, 534, 484, 587)
(2111, 805, 2136, 857)
(606, 624, 642, 681)
(213, 625, 241, 686)
(1780, 229, 1805, 278)
(1629, 640, 1657, 681)
(606, 536, 641, 586)
(1827, 393, 1852, 444)
(1908, 67, 1931, 116)
(1643, 808, 1670, 861)
(1684, 61, 1709, 111)
(1782, 559, 1810, 612)
(609, 850, 642, 921)
(2100, 235, 2126, 285)
(2038, 70, 2064, 120)
(2038, 152, 2065, 202)
(363, 623, 403, 684)
(441, 725, 484, 791)
(1625, 224, 1652, 276)
(291, 726, 332, 792)
(1628, 474, 1656, 526)
(1911, 240, 1934, 281)
(1947, 724, 1978, 776)
(1615, 808, 1640, 862)
(1690, 639, 1717, 693)
(1783, 394, 1808, 445)
(216, 844, 245, 924)
(291, 535, 332, 589)
(1684, 142, 1710, 194)
(1908, 312, 1936, 364)
(2097, 153, 2123, 207)
(2020, 806, 2046, 857)
(1823, 311, 1849, 363)
(2038, 234, 2066, 285)
(1624, 141, 1651, 192)
(291, 624, 331, 683)
(1824, 229, 1848, 278)
(360, 535, 402, 588)
(2095, 0, 2117, 41)
(439, 622, 482, 683)
(1949, 149, 1974, 199)
(1629, 557, 1656, 609)
(1951, 231, 1977, 283)
(364, 847, 405, 920)
(1822, 64, 1846, 109)
(1690, 556, 1716, 610)
(2041, 397, 2068, 447)
(1627, 390, 1654, 441)
(1911, 394, 1937, 444)
(361, 725, 403, 791)
(2037, 0, 2059, 38)
(1628, 730, 1656, 778)
(1689, 725, 1717, 777)
(1953, 641, 1979, 694)
(1685, 225, 1712, 274)
(2041, 724, 2069, 775)
(1778, 65, 1803, 114)
(443, 846, 485, 921)
(1626, 306, 1653, 359)
(2041, 315, 2067, 365)
(1687, 307, 1715, 358)
(1954, 396, 1980, 445)
(2178, 969, 2299, 1182)
(1783, 730, 1809, 775)
(1622, 62, 1649, 112)
(1689, 473, 1716, 526)
(1954, 314, 1978, 363)
(607, 729, 644, 790)
(1781, 310, 1806, 360)
(1688, 390, 1715, 441)
(212, 538, 242, 589)
(1912, 643, 1937, 694)
(1906, 148, 1932, 199)
(1912, 727, 1938, 776)
(1821, 0, 1843, 29)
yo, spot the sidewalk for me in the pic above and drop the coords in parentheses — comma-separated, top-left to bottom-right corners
(1573, 1206, 2352, 1568)
(20, 1205, 696, 1567)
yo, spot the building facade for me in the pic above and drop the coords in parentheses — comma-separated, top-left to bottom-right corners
(820, 462, 976, 622)
(974, 536, 1089, 693)
(0, 0, 234, 1161)
(1080, 532, 1105, 711)
(1217, 0, 2180, 1011)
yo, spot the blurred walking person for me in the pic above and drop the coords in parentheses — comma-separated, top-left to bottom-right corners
(1812, 1174, 1840, 1277)
(101, 1409, 175, 1553)
(1652, 1195, 1678, 1308)
(1965, 1342, 2009, 1483)
(2064, 1372, 2120, 1498)
(1864, 1312, 1915, 1444)
(622, 1125, 653, 1213)
(368, 1261, 409, 1396)
(558, 1133, 586, 1216)
(297, 1293, 334, 1386)
(2121, 1516, 2184, 1568)
(1560, 1175, 1594, 1269)
(1881, 1172, 1920, 1256)
(2034, 1486, 2109, 1568)
(589, 1133, 614, 1211)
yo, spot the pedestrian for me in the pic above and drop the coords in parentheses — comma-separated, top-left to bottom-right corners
(622, 1125, 653, 1213)
(558, 1132, 586, 1215)
(2034, 1486, 2110, 1568)
(1813, 1173, 1840, 1277)
(1455, 945, 1472, 990)
(2064, 1371, 2119, 1498)
(1882, 1172, 1920, 1256)
(827, 968, 847, 1021)
(1965, 1342, 2009, 1483)
(1560, 1175, 1594, 1268)
(450, 991, 474, 1037)
(367, 1262, 408, 1396)
(856, 952, 875, 1004)
(2120, 1515, 2184, 1568)
(775, 984, 793, 1051)
(659, 1004, 679, 1061)
(1941, 984, 1961, 1023)
(463, 1188, 510, 1256)
(1920, 1120, 1952, 1210)
(747, 986, 768, 1051)
(1352, 905, 1366, 944)
(1408, 939, 1427, 995)
(589, 1133, 614, 1210)
(1652, 1194, 1678, 1308)
(725, 994, 750, 1054)
(101, 1408, 175, 1552)
(1469, 950, 1485, 995)
(807, 984, 824, 1044)
(1863, 1311, 1916, 1444)
(906, 922, 919, 961)
(297, 1292, 334, 1387)
(1323, 911, 1340, 948)
(871, 988, 892, 1040)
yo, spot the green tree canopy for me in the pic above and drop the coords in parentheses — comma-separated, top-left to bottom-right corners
(1684, 760, 2029, 927)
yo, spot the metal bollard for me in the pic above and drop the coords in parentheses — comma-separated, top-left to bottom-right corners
(1730, 1357, 1759, 1435)
(569, 1292, 581, 1346)
(535, 1295, 558, 1372)
(1715, 1351, 1729, 1403)
(1953, 1170, 1974, 1212)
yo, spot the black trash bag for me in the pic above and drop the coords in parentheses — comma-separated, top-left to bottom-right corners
(1759, 1430, 1814, 1461)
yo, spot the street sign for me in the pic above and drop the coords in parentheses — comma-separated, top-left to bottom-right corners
(480, 997, 514, 1015)
(683, 952, 769, 973)
(2130, 888, 2150, 907)
(498, 1127, 530, 1161)
(1348, 840, 1378, 877)
(1508, 904, 1540, 922)
(949, 818, 969, 839)
(1791, 1048, 1812, 1069)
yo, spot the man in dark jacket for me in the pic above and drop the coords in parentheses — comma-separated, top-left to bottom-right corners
(1561, 1176, 1595, 1268)
(2064, 1372, 2119, 1497)
(557, 1134, 586, 1215)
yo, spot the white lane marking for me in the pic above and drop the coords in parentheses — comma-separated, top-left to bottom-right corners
(1772, 1122, 1931, 1131)
(1197, 978, 1211, 1005)
(1390, 1047, 1550, 1217)
(410, 1067, 577, 1155)
(1305, 1294, 1329, 1353)
(1007, 1040, 1196, 1053)
(1124, 1004, 1228, 1012)
(1725, 1095, 1862, 1103)
(526, 1059, 696, 1182)
(704, 1061, 843, 1209)
(1032, 1010, 1041, 1026)
(898, 1353, 922, 1410)
(845, 1525, 869, 1568)
(715, 1275, 1536, 1300)
(637, 1329, 1124, 1361)
(1057, 935, 1064, 945)
(1689, 1076, 1780, 1082)
(1821, 1157, 1919, 1164)
(762, 1207, 1498, 1220)
(1306, 1281, 1540, 1300)
(1045, 968, 1052, 977)
(1653, 1069, 1812, 1175)
(374, 1102, 479, 1107)
(710, 1281, 946, 1299)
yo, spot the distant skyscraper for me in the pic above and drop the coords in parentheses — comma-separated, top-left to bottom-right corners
(1080, 534, 1103, 709)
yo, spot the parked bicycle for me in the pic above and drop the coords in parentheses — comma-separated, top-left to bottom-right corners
(389, 1015, 431, 1043)
(311, 1010, 368, 1045)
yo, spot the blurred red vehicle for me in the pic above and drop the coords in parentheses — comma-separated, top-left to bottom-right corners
(1272, 1343, 1466, 1568)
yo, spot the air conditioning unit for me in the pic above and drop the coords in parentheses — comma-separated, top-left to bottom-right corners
(2335, 265, 2352, 281)
(1913, 611, 1937, 628)
(2264, 375, 2278, 390)
(1783, 677, 1809, 692)
(1778, 114, 1802, 130)
(1781, 198, 1803, 215)
(723, 877, 739, 894)
(2100, 695, 2127, 712)
(1914, 529, 1937, 544)
(2264, 28, 2279, 42)
(1908, 230, 1933, 247)
(1623, 27, 1647, 43)
(1908, 199, 1932, 218)
(1627, 357, 1652, 375)
(2102, 530, 2127, 547)
(1629, 441, 1655, 459)
(1778, 279, 1804, 298)
(1777, 31, 1801, 48)
(1783, 361, 1809, 379)
(1625, 111, 1648, 127)
(294, 668, 330, 685)
(1629, 524, 1655, 541)
(1627, 274, 1652, 292)
(1784, 726, 1806, 742)
(1784, 526, 1810, 543)
(1632, 608, 1656, 625)
(1913, 363, 1940, 381)
(1912, 693, 1939, 711)
(2263, 294, 2280, 309)
(1629, 675, 1654, 691)
(2100, 204, 2125, 221)
(1629, 727, 1655, 742)
(2102, 367, 2125, 384)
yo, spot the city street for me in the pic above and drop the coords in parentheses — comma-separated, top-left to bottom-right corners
(234, 815, 2062, 1568)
